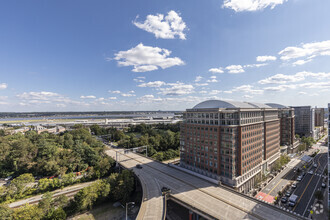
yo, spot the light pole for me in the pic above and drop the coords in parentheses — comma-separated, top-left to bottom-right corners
(126, 202, 135, 220)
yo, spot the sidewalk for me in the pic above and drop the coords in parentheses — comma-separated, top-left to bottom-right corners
(308, 183, 328, 220)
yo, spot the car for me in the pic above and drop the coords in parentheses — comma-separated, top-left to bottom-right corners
(321, 183, 326, 188)
(292, 183, 297, 189)
(161, 186, 171, 193)
(281, 197, 288, 203)
(4, 176, 12, 181)
(285, 191, 292, 197)
(313, 163, 317, 168)
(136, 164, 142, 169)
(297, 176, 302, 181)
(308, 170, 313, 175)
(301, 172, 306, 177)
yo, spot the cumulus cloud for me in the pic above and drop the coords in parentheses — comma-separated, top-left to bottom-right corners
(121, 93, 136, 97)
(80, 95, 96, 99)
(112, 43, 184, 72)
(232, 85, 264, 94)
(195, 83, 209, 87)
(264, 84, 297, 92)
(278, 40, 330, 61)
(226, 65, 244, 74)
(256, 55, 277, 62)
(158, 82, 194, 96)
(138, 81, 166, 88)
(223, 0, 287, 12)
(209, 90, 222, 95)
(206, 76, 218, 83)
(292, 59, 312, 66)
(109, 90, 121, 94)
(195, 76, 203, 82)
(242, 95, 253, 99)
(209, 67, 224, 74)
(16, 91, 87, 106)
(133, 10, 187, 40)
(258, 71, 330, 84)
(108, 97, 117, 100)
(0, 83, 8, 90)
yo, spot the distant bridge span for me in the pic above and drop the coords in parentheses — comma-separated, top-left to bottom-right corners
(105, 149, 303, 220)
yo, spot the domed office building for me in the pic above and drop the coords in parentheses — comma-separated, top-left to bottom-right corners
(180, 100, 282, 193)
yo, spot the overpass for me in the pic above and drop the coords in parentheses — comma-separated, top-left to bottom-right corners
(105, 149, 304, 220)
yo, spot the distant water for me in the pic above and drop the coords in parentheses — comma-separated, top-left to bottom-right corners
(0, 113, 176, 122)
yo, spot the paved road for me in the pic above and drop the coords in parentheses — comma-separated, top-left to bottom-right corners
(106, 149, 301, 220)
(292, 151, 327, 217)
(260, 157, 301, 202)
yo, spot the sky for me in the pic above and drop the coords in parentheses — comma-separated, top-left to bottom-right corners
(0, 0, 330, 112)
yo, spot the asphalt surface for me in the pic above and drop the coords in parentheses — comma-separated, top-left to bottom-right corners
(292, 152, 327, 217)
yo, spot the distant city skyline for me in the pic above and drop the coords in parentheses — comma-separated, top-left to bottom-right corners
(0, 0, 330, 112)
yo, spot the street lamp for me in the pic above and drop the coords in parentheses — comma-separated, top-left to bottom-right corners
(126, 202, 135, 220)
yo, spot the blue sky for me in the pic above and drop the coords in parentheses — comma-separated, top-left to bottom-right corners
(0, 0, 330, 112)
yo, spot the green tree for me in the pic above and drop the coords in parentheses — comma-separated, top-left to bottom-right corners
(314, 190, 323, 202)
(10, 173, 35, 195)
(12, 204, 42, 220)
(0, 204, 13, 219)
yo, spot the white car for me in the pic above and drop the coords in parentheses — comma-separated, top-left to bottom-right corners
(308, 170, 313, 175)
(313, 164, 317, 168)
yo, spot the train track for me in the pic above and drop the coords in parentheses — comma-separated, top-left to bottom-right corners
(117, 150, 303, 220)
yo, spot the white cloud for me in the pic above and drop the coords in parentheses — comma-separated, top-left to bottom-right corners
(278, 40, 330, 61)
(199, 90, 208, 94)
(223, 0, 287, 12)
(128, 90, 135, 94)
(138, 81, 166, 88)
(209, 67, 224, 74)
(108, 97, 117, 100)
(158, 82, 194, 96)
(80, 95, 96, 99)
(0, 96, 8, 100)
(264, 84, 297, 92)
(242, 95, 253, 99)
(226, 65, 244, 74)
(209, 90, 222, 95)
(109, 90, 121, 94)
(292, 59, 312, 66)
(232, 85, 264, 94)
(243, 63, 268, 68)
(133, 77, 145, 83)
(224, 90, 233, 94)
(195, 83, 209, 87)
(121, 93, 136, 97)
(0, 83, 8, 90)
(258, 71, 330, 84)
(206, 76, 218, 83)
(56, 104, 66, 108)
(298, 92, 307, 95)
(133, 10, 187, 40)
(112, 43, 184, 72)
(195, 76, 203, 82)
(256, 55, 277, 62)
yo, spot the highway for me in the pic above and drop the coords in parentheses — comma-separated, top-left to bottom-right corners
(106, 149, 301, 220)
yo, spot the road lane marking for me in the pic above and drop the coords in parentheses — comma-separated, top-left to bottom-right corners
(293, 153, 322, 212)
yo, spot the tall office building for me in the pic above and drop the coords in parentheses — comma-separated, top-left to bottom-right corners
(180, 100, 280, 193)
(291, 106, 315, 138)
(267, 104, 295, 150)
(315, 107, 325, 128)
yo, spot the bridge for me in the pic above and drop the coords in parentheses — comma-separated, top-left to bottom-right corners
(105, 149, 303, 220)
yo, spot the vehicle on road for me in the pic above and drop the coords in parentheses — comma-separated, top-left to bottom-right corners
(161, 186, 171, 193)
(4, 176, 12, 181)
(297, 176, 302, 181)
(292, 183, 297, 189)
(288, 194, 298, 207)
(281, 197, 288, 203)
(285, 191, 292, 197)
(136, 164, 142, 169)
(321, 183, 326, 188)
(313, 163, 317, 168)
(308, 170, 313, 175)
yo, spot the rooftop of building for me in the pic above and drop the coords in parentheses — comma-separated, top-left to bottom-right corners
(266, 103, 289, 109)
(192, 100, 273, 109)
